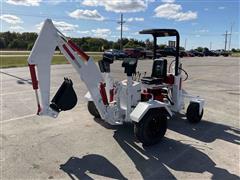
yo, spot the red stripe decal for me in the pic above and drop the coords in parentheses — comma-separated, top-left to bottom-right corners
(99, 82, 108, 105)
(67, 40, 89, 61)
(63, 44, 75, 60)
(28, 64, 38, 89)
(110, 89, 114, 102)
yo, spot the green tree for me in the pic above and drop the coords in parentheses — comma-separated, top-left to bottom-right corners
(27, 42, 34, 50)
(159, 44, 166, 49)
(145, 39, 153, 50)
(195, 47, 204, 52)
(179, 46, 185, 51)
(8, 39, 28, 49)
(0, 38, 6, 49)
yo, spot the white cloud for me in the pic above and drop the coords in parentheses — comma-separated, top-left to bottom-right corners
(161, 0, 175, 3)
(10, 26, 24, 31)
(82, 0, 148, 13)
(197, 29, 209, 33)
(110, 35, 119, 39)
(127, 17, 144, 22)
(91, 28, 111, 38)
(135, 17, 144, 21)
(154, 3, 197, 21)
(6, 0, 41, 6)
(116, 25, 129, 31)
(68, 9, 104, 21)
(45, 0, 64, 5)
(218, 6, 225, 10)
(77, 28, 111, 38)
(36, 20, 78, 32)
(77, 30, 90, 34)
(0, 14, 23, 24)
(82, 0, 99, 6)
(133, 32, 140, 35)
(192, 22, 198, 26)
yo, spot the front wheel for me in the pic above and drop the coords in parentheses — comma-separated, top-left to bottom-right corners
(87, 101, 100, 118)
(186, 102, 203, 123)
(134, 109, 168, 146)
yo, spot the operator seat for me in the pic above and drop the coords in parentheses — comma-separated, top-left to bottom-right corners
(141, 58, 167, 85)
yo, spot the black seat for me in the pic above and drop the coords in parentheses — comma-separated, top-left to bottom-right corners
(98, 54, 114, 73)
(122, 58, 138, 76)
(141, 59, 167, 85)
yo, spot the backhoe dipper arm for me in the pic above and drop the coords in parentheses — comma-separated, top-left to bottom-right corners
(28, 19, 109, 118)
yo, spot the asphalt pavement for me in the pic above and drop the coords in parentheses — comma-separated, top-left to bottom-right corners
(0, 56, 239, 179)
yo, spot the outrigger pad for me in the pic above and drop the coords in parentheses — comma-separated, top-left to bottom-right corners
(50, 78, 77, 112)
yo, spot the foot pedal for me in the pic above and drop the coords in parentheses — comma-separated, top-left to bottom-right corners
(50, 78, 77, 112)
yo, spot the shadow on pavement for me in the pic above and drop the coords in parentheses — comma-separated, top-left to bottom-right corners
(169, 113, 240, 145)
(0, 71, 32, 85)
(113, 123, 239, 179)
(60, 154, 127, 180)
(60, 115, 239, 179)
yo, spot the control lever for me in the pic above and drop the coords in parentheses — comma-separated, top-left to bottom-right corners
(132, 72, 136, 81)
(135, 71, 139, 81)
(143, 72, 146, 77)
(137, 73, 141, 82)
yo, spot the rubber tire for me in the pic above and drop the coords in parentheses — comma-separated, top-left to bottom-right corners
(186, 102, 203, 123)
(134, 109, 168, 146)
(87, 101, 100, 118)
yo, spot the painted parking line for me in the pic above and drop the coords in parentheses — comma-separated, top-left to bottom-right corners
(1, 114, 36, 124)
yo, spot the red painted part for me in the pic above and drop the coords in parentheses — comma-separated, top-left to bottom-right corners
(110, 89, 114, 102)
(147, 88, 165, 102)
(154, 94, 165, 102)
(63, 44, 75, 60)
(99, 82, 109, 105)
(67, 40, 89, 61)
(141, 92, 152, 102)
(164, 74, 175, 85)
(28, 64, 38, 90)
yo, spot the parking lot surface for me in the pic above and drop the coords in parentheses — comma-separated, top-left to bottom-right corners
(0, 56, 239, 179)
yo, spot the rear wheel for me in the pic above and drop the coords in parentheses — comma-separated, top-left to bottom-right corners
(87, 101, 100, 118)
(134, 109, 168, 146)
(186, 102, 203, 123)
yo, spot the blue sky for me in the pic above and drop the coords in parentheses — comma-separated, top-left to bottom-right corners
(1, 0, 239, 50)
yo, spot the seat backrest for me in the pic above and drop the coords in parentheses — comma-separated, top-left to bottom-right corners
(151, 59, 167, 78)
(122, 58, 138, 76)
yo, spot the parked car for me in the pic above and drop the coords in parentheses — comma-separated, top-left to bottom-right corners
(186, 51, 195, 57)
(190, 50, 204, 57)
(104, 49, 127, 59)
(157, 47, 176, 57)
(220, 51, 230, 57)
(124, 48, 142, 58)
(179, 50, 188, 57)
(203, 50, 219, 56)
(215, 50, 230, 57)
(142, 49, 162, 59)
(135, 47, 147, 58)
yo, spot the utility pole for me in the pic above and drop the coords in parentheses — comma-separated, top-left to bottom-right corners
(117, 13, 126, 50)
(184, 38, 187, 50)
(223, 31, 228, 51)
(228, 23, 234, 51)
(210, 42, 212, 50)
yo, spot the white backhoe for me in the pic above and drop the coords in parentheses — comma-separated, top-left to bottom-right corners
(28, 19, 204, 145)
